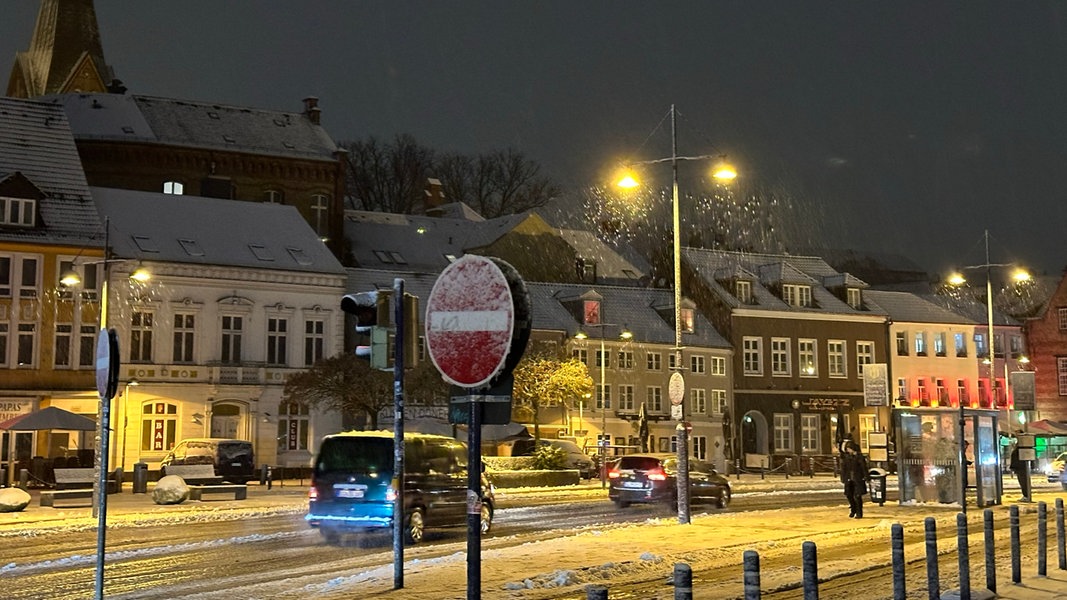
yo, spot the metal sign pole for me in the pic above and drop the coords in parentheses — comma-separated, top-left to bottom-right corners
(467, 394, 482, 600)
(393, 279, 405, 589)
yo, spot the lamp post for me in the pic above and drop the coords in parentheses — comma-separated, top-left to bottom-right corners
(948, 228, 1030, 514)
(617, 105, 736, 524)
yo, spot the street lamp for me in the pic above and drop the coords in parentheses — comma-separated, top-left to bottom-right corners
(616, 104, 736, 524)
(948, 228, 1030, 513)
(575, 325, 632, 488)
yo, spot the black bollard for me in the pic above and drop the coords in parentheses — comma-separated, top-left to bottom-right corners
(132, 462, 148, 494)
(674, 563, 692, 600)
(1011, 504, 1021, 584)
(892, 523, 905, 600)
(924, 517, 940, 600)
(1039, 501, 1048, 577)
(802, 541, 818, 600)
(743, 550, 761, 600)
(0, 466, 6, 487)
(984, 509, 996, 593)
(785, 458, 791, 480)
(18, 468, 28, 490)
(587, 585, 608, 600)
(735, 458, 741, 480)
(1057, 498, 1066, 571)
(956, 512, 970, 600)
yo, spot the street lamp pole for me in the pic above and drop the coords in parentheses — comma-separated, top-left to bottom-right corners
(600, 331, 608, 488)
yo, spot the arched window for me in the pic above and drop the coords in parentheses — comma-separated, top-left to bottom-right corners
(141, 402, 178, 451)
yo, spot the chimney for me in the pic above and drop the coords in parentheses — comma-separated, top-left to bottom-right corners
(424, 177, 446, 210)
(302, 96, 321, 125)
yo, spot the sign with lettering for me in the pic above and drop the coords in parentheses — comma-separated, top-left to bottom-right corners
(863, 363, 889, 407)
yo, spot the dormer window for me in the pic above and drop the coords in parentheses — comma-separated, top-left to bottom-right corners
(847, 288, 862, 309)
(163, 181, 184, 195)
(735, 280, 752, 304)
(583, 300, 601, 325)
(782, 284, 812, 307)
(680, 307, 695, 333)
(0, 196, 36, 227)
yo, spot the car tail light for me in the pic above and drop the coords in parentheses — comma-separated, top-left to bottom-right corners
(646, 468, 667, 481)
(607, 467, 621, 479)
(308, 486, 319, 501)
(385, 485, 398, 502)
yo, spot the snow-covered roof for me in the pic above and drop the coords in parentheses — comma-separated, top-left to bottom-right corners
(864, 290, 978, 325)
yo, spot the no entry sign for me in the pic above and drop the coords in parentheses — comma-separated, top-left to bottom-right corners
(426, 255, 515, 388)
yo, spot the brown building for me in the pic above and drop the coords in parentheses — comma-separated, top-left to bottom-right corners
(1023, 270, 1067, 422)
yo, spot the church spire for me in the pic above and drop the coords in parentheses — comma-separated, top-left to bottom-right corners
(6, 0, 119, 98)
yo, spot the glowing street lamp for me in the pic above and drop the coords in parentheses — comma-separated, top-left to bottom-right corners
(615, 105, 736, 524)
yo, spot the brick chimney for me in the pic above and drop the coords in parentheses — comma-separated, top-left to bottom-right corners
(302, 96, 321, 125)
(424, 177, 446, 209)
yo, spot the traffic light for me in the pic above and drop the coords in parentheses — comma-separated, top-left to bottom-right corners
(342, 291, 389, 370)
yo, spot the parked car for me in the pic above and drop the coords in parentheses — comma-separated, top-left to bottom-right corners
(510, 438, 597, 479)
(159, 438, 256, 484)
(306, 431, 494, 544)
(608, 453, 731, 509)
(1046, 452, 1067, 483)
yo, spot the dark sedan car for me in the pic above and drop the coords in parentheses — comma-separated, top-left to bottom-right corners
(608, 453, 730, 509)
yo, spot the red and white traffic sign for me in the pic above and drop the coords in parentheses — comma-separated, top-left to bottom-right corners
(425, 255, 515, 388)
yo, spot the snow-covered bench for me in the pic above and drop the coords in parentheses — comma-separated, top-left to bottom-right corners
(162, 464, 246, 501)
(40, 467, 122, 507)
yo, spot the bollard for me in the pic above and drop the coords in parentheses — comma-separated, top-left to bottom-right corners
(1039, 501, 1048, 577)
(984, 509, 996, 593)
(1011, 504, 1021, 584)
(0, 466, 6, 488)
(586, 585, 608, 600)
(260, 464, 270, 486)
(743, 549, 761, 600)
(132, 462, 148, 494)
(1057, 498, 1066, 571)
(785, 458, 791, 480)
(802, 541, 818, 600)
(674, 563, 692, 600)
(761, 463, 766, 480)
(18, 468, 28, 490)
(956, 512, 970, 600)
(892, 523, 905, 600)
(924, 517, 940, 600)
(735, 458, 741, 480)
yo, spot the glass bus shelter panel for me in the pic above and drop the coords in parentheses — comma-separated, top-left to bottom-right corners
(897, 411, 961, 504)
(973, 414, 1000, 508)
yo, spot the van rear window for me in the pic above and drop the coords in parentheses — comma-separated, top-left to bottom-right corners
(218, 443, 252, 463)
(317, 438, 393, 474)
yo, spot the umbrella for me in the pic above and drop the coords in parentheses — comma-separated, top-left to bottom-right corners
(637, 402, 650, 452)
(0, 406, 97, 431)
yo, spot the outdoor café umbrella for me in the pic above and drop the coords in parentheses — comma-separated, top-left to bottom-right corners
(0, 406, 97, 431)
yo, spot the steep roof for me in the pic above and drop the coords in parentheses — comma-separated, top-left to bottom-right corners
(864, 290, 978, 325)
(0, 96, 101, 247)
(92, 187, 344, 275)
(41, 93, 340, 161)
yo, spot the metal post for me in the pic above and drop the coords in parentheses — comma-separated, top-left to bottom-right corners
(1011, 504, 1021, 583)
(743, 549, 761, 600)
(587, 585, 609, 600)
(673, 563, 693, 600)
(393, 279, 406, 590)
(924, 517, 939, 600)
(956, 512, 970, 600)
(669, 104, 692, 525)
(892, 524, 905, 600)
(1039, 501, 1048, 576)
(600, 332, 607, 489)
(984, 509, 996, 593)
(802, 541, 818, 600)
(467, 391, 482, 600)
(1056, 498, 1065, 570)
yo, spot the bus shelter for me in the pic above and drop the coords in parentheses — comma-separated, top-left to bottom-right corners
(893, 407, 1001, 508)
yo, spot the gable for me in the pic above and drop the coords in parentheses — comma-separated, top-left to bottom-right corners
(0, 172, 47, 199)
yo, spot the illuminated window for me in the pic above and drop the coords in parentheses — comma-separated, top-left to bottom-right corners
(141, 402, 178, 451)
(278, 402, 310, 451)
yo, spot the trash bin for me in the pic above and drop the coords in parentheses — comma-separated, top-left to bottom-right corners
(133, 462, 148, 494)
(868, 467, 887, 506)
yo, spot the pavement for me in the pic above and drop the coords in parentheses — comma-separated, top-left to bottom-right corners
(5, 472, 1067, 598)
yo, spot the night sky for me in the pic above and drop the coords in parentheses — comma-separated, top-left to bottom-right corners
(3, 2, 1067, 276)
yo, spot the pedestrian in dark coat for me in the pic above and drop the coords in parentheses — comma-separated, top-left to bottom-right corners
(842, 441, 869, 518)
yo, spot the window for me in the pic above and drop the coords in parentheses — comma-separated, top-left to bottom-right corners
(801, 414, 819, 452)
(1059, 358, 1067, 396)
(619, 385, 635, 411)
(934, 332, 946, 357)
(264, 189, 284, 203)
(141, 402, 178, 451)
(17, 323, 37, 367)
(782, 284, 812, 307)
(572, 348, 587, 364)
(19, 257, 38, 298)
(743, 337, 763, 375)
(221, 315, 243, 364)
(856, 341, 874, 377)
(827, 340, 846, 378)
(0, 196, 36, 226)
(583, 300, 601, 325)
(618, 350, 634, 369)
(975, 333, 988, 358)
(691, 355, 706, 374)
(163, 181, 184, 195)
(917, 379, 928, 403)
(712, 389, 727, 415)
(993, 333, 1005, 358)
(130, 311, 153, 363)
(647, 386, 663, 412)
(711, 356, 726, 376)
(54, 323, 72, 367)
(267, 317, 287, 366)
(0, 256, 9, 296)
(692, 436, 708, 461)
(771, 338, 790, 376)
(311, 193, 330, 237)
(846, 288, 862, 309)
(1010, 335, 1023, 358)
(978, 380, 989, 405)
(0, 323, 7, 367)
(736, 280, 752, 304)
(78, 325, 95, 368)
(914, 331, 927, 356)
(596, 347, 609, 368)
(304, 319, 325, 366)
(668, 352, 679, 371)
(691, 388, 707, 414)
(897, 378, 908, 402)
(680, 307, 695, 333)
(173, 313, 195, 363)
(895, 331, 908, 356)
(278, 402, 310, 451)
(955, 332, 967, 358)
(774, 414, 793, 452)
(1059, 308, 1067, 331)
(596, 383, 611, 410)
(798, 339, 817, 376)
(647, 352, 661, 371)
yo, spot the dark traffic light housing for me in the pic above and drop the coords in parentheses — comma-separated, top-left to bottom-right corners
(341, 290, 419, 370)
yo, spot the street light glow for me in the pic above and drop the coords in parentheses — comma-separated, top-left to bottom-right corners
(711, 159, 737, 182)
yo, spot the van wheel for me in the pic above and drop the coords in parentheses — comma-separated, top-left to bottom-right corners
(717, 490, 731, 509)
(405, 508, 426, 544)
(321, 528, 341, 545)
(480, 503, 493, 535)
(614, 498, 630, 509)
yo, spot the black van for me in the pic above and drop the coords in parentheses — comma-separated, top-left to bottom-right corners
(159, 438, 256, 484)
(306, 431, 494, 544)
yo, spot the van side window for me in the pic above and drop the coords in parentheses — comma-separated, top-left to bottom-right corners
(422, 441, 456, 474)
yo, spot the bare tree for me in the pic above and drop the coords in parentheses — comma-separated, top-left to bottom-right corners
(341, 134, 435, 214)
(283, 353, 393, 430)
(438, 148, 559, 218)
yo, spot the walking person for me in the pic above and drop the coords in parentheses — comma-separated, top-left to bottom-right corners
(842, 441, 870, 518)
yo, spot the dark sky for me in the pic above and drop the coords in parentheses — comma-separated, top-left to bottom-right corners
(4, 2, 1067, 276)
